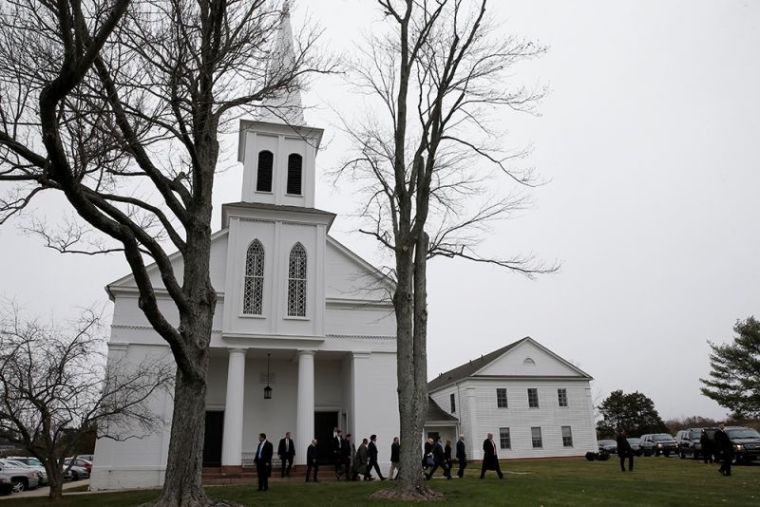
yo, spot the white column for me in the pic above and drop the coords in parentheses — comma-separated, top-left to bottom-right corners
(464, 386, 479, 460)
(295, 350, 315, 465)
(221, 349, 246, 466)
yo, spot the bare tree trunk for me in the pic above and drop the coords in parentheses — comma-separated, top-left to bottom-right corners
(388, 233, 436, 499)
(394, 251, 420, 492)
(151, 365, 210, 507)
(47, 468, 64, 501)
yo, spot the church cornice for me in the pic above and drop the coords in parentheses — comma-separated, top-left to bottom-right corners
(221, 201, 335, 229)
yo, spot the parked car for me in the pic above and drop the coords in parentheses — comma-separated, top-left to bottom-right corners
(675, 428, 705, 459)
(73, 454, 94, 463)
(0, 459, 40, 493)
(723, 426, 760, 463)
(598, 439, 617, 454)
(639, 434, 678, 456)
(62, 461, 90, 481)
(3, 458, 47, 485)
(65, 457, 92, 474)
(626, 437, 642, 456)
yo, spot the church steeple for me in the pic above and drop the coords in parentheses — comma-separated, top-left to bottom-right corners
(236, 0, 323, 209)
(259, 0, 305, 126)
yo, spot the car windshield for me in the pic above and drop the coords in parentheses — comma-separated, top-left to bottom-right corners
(599, 440, 615, 445)
(689, 431, 701, 439)
(627, 438, 640, 443)
(653, 434, 674, 441)
(727, 428, 760, 439)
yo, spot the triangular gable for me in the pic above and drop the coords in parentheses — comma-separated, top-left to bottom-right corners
(325, 236, 394, 300)
(107, 229, 230, 293)
(474, 337, 592, 379)
(428, 336, 592, 393)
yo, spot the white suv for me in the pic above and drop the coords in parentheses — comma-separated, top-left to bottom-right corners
(0, 460, 40, 493)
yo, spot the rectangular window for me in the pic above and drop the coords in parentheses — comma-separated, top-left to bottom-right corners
(499, 427, 511, 449)
(528, 388, 539, 408)
(562, 426, 573, 447)
(531, 427, 543, 448)
(558, 388, 568, 407)
(496, 388, 508, 408)
(450, 393, 456, 413)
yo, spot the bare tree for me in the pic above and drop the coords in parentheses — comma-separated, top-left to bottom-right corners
(0, 304, 172, 500)
(0, 1, 333, 505)
(338, 0, 553, 498)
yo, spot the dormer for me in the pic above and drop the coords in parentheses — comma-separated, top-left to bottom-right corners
(237, 120, 324, 208)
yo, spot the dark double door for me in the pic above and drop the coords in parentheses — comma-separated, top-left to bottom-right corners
(314, 411, 339, 465)
(203, 411, 224, 467)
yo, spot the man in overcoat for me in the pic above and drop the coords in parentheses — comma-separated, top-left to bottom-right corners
(456, 434, 467, 478)
(480, 432, 503, 479)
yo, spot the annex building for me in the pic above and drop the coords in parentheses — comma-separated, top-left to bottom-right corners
(426, 337, 598, 459)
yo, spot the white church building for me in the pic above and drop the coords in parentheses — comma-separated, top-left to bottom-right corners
(426, 337, 598, 460)
(90, 15, 400, 490)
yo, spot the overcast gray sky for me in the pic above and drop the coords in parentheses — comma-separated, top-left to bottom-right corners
(1, 0, 759, 421)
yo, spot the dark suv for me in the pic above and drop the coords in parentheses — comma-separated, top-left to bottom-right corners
(640, 433, 678, 457)
(723, 426, 760, 463)
(675, 428, 705, 459)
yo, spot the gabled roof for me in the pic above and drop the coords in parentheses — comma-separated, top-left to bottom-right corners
(427, 336, 592, 392)
(426, 396, 458, 423)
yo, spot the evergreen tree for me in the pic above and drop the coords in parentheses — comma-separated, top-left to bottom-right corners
(701, 316, 760, 418)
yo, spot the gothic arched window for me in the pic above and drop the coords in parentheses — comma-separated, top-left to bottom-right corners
(287, 242, 307, 316)
(256, 150, 274, 192)
(286, 153, 302, 195)
(243, 240, 265, 315)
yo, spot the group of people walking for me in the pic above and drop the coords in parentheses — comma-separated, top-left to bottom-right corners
(252, 429, 508, 491)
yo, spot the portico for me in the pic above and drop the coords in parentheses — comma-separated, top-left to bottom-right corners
(207, 345, 396, 470)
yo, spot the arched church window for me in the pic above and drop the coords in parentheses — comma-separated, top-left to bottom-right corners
(256, 150, 273, 192)
(287, 242, 307, 316)
(286, 153, 302, 195)
(243, 240, 265, 315)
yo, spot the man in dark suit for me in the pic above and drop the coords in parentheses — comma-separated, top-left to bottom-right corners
(389, 436, 400, 479)
(367, 434, 385, 480)
(715, 423, 734, 476)
(305, 439, 319, 482)
(456, 434, 467, 478)
(255, 433, 274, 491)
(332, 428, 344, 479)
(277, 431, 295, 477)
(480, 433, 503, 479)
(342, 433, 354, 479)
(616, 429, 634, 472)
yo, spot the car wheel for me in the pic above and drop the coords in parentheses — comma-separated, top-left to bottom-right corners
(11, 479, 26, 493)
(71, 471, 79, 481)
(679, 451, 685, 459)
(664, 451, 670, 457)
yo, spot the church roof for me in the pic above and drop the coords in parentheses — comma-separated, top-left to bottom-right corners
(426, 396, 458, 423)
(427, 336, 592, 392)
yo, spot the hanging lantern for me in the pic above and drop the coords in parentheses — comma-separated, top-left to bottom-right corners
(264, 353, 272, 399)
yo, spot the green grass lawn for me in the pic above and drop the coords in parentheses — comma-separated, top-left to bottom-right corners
(5, 457, 759, 506)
